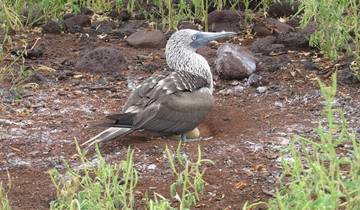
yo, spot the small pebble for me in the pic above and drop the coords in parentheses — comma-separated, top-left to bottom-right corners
(147, 164, 156, 171)
(234, 85, 245, 96)
(256, 86, 267, 94)
(274, 101, 284, 108)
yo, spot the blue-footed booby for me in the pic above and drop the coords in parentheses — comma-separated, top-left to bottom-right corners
(83, 29, 236, 148)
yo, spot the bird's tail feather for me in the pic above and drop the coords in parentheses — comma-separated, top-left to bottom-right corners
(82, 127, 132, 148)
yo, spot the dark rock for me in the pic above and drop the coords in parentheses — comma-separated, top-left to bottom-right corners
(64, 14, 91, 33)
(108, 10, 119, 18)
(215, 44, 257, 80)
(257, 55, 288, 72)
(67, 25, 83, 33)
(302, 60, 319, 70)
(91, 21, 116, 34)
(268, 1, 300, 18)
(118, 10, 131, 21)
(80, 7, 94, 16)
(254, 18, 295, 36)
(252, 22, 273, 36)
(178, 21, 200, 30)
(267, 44, 286, 53)
(207, 10, 241, 32)
(11, 45, 44, 59)
(263, 17, 294, 34)
(286, 18, 301, 28)
(111, 20, 147, 38)
(26, 47, 44, 59)
(276, 32, 308, 47)
(42, 20, 62, 34)
(126, 30, 166, 49)
(75, 47, 127, 73)
(249, 36, 284, 54)
(250, 36, 276, 52)
(338, 68, 360, 85)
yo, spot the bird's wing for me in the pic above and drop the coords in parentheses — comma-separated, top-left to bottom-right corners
(116, 70, 212, 134)
(132, 87, 214, 134)
(109, 70, 212, 131)
(121, 70, 210, 115)
(83, 71, 212, 148)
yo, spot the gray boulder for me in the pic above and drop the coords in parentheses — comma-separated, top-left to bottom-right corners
(126, 30, 166, 49)
(207, 10, 241, 32)
(215, 44, 257, 80)
(64, 14, 91, 33)
(249, 36, 285, 54)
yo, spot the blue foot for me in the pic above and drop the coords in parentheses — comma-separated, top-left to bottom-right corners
(180, 133, 187, 142)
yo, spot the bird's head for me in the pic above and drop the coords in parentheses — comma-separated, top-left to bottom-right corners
(165, 30, 236, 88)
(166, 29, 236, 52)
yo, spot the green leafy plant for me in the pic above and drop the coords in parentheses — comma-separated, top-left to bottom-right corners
(0, 184, 11, 210)
(49, 140, 138, 210)
(146, 193, 173, 210)
(192, 0, 209, 31)
(126, 0, 136, 16)
(164, 143, 214, 209)
(40, 0, 67, 23)
(0, 177, 12, 210)
(213, 0, 225, 11)
(299, 0, 360, 76)
(259, 73, 360, 209)
(48, 139, 212, 210)
(0, 171, 12, 210)
(0, 0, 24, 31)
(0, 45, 33, 87)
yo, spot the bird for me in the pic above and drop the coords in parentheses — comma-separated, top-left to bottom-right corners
(82, 29, 236, 148)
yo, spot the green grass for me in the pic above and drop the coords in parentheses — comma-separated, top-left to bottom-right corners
(248, 73, 360, 210)
(0, 0, 24, 31)
(49, 141, 138, 210)
(299, 0, 360, 76)
(165, 143, 213, 209)
(47, 140, 211, 210)
(0, 42, 33, 88)
(0, 183, 12, 210)
(0, 0, 282, 32)
(0, 172, 12, 210)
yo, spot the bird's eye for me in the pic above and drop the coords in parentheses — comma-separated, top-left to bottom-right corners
(191, 35, 197, 40)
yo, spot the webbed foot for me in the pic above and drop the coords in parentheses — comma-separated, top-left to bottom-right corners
(174, 128, 212, 142)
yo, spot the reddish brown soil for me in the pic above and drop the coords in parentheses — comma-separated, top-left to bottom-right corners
(1, 31, 359, 210)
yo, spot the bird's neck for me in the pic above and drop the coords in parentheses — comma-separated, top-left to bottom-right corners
(166, 48, 213, 92)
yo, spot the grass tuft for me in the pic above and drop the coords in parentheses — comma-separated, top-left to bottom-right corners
(257, 73, 360, 209)
(47, 140, 211, 210)
(163, 143, 213, 209)
(0, 172, 12, 210)
(49, 140, 137, 210)
(300, 0, 360, 75)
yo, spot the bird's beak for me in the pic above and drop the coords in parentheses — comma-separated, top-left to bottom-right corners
(191, 31, 236, 49)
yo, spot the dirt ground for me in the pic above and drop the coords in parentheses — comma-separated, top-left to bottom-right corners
(1, 29, 360, 210)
